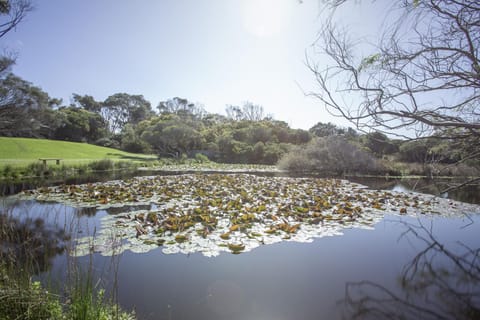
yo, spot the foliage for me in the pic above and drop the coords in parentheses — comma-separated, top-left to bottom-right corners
(22, 173, 477, 258)
(0, 259, 136, 320)
(194, 152, 210, 163)
(87, 159, 114, 171)
(0, 204, 136, 320)
(0, 73, 59, 138)
(54, 107, 107, 143)
(0, 0, 32, 39)
(157, 96, 205, 119)
(309, 122, 346, 137)
(0, 275, 63, 320)
(101, 93, 154, 134)
(66, 269, 135, 320)
(278, 136, 384, 175)
(362, 132, 399, 157)
(0, 209, 66, 319)
(225, 101, 269, 121)
(72, 94, 102, 112)
(119, 124, 151, 154)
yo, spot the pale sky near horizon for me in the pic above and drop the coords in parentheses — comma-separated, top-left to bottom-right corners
(2, 0, 387, 130)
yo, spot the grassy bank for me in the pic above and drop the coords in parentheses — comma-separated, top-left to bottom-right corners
(0, 137, 160, 185)
(0, 137, 157, 168)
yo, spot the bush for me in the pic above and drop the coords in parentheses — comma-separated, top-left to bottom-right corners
(278, 136, 384, 175)
(194, 153, 210, 163)
(0, 276, 63, 320)
(94, 138, 119, 149)
(121, 140, 151, 154)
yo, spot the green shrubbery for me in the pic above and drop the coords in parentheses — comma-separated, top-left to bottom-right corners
(0, 209, 136, 320)
(278, 136, 385, 175)
(0, 275, 63, 320)
(0, 266, 136, 320)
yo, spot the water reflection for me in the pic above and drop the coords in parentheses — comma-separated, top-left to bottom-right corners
(105, 204, 152, 215)
(75, 206, 97, 217)
(0, 209, 71, 273)
(2, 173, 479, 319)
(343, 219, 480, 320)
(350, 176, 480, 205)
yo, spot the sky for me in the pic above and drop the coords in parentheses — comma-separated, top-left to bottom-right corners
(1, 0, 386, 130)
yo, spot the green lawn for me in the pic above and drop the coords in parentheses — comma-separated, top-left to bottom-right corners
(0, 137, 157, 167)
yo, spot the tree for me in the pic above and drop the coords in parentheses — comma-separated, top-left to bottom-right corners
(309, 122, 345, 137)
(140, 114, 204, 157)
(0, 0, 32, 39)
(72, 93, 102, 112)
(0, 0, 32, 76)
(363, 131, 399, 157)
(102, 93, 154, 133)
(308, 0, 480, 140)
(157, 97, 206, 119)
(225, 102, 267, 121)
(54, 106, 107, 142)
(0, 74, 59, 137)
(119, 124, 151, 153)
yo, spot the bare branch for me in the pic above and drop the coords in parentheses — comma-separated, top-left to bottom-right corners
(309, 0, 480, 140)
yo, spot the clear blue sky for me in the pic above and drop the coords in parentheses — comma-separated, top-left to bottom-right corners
(2, 0, 385, 129)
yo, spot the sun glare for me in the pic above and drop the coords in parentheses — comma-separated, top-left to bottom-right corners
(242, 0, 290, 37)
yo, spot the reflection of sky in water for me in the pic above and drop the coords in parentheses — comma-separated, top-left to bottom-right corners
(391, 183, 411, 193)
(48, 213, 479, 320)
(6, 176, 480, 320)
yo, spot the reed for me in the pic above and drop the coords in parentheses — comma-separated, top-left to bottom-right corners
(0, 202, 136, 320)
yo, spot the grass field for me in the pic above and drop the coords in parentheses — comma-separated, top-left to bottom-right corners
(0, 137, 157, 167)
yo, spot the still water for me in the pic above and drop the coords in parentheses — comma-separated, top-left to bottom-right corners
(2, 175, 480, 320)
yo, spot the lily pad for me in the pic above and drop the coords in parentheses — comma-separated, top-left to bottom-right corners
(18, 173, 480, 257)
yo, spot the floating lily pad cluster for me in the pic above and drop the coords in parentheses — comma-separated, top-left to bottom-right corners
(20, 174, 478, 257)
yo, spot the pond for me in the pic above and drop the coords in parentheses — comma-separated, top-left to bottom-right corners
(2, 173, 480, 320)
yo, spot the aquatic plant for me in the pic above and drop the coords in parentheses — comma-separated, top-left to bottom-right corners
(18, 174, 479, 257)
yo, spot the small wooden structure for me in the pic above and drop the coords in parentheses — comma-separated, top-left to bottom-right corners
(39, 158, 62, 168)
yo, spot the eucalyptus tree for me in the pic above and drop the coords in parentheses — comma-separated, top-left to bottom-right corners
(102, 93, 154, 134)
(157, 97, 206, 119)
(0, 74, 59, 137)
(72, 93, 102, 112)
(225, 102, 267, 121)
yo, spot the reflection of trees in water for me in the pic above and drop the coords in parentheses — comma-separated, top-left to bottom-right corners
(0, 212, 71, 274)
(343, 221, 480, 320)
(349, 177, 480, 205)
(74, 204, 153, 216)
(105, 204, 151, 215)
(74, 206, 97, 217)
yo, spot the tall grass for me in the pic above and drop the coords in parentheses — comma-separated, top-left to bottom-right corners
(0, 202, 136, 320)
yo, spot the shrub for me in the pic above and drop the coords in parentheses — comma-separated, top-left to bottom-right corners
(0, 276, 63, 320)
(94, 138, 119, 149)
(194, 153, 210, 163)
(278, 136, 384, 175)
